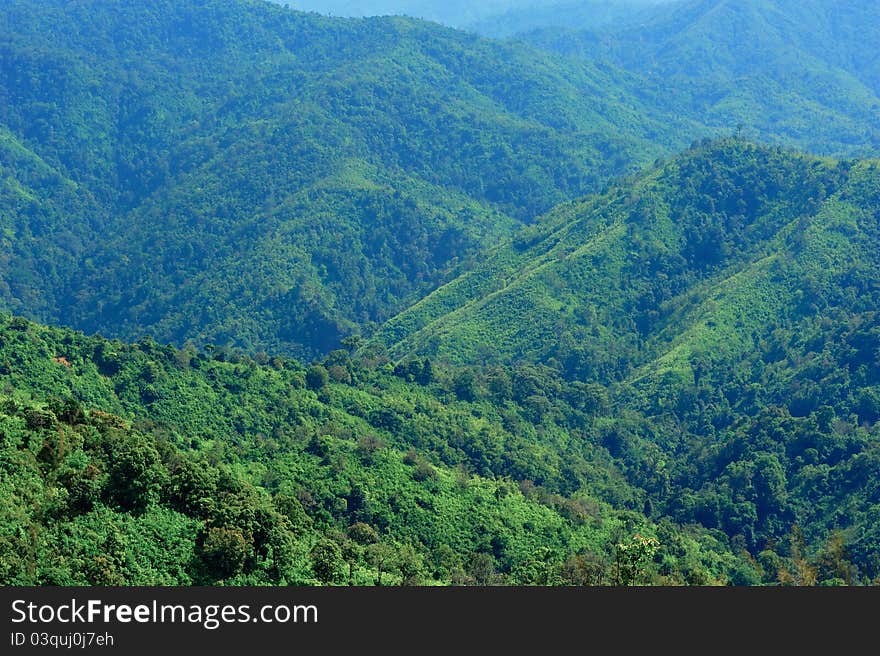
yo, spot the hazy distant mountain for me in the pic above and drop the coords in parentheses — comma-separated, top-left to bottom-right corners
(526, 0, 880, 156)
(466, 0, 677, 38)
(283, 1, 568, 27)
(283, 0, 676, 34)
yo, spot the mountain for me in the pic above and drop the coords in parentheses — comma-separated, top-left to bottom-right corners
(525, 0, 880, 157)
(467, 1, 675, 39)
(5, 0, 879, 361)
(377, 140, 878, 378)
(373, 139, 880, 577)
(4, 165, 880, 583)
(0, 313, 754, 585)
(283, 1, 676, 36)
(283, 1, 570, 28)
(0, 0, 696, 360)
(4, 0, 880, 587)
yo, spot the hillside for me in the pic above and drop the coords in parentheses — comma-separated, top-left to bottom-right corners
(3, 141, 879, 585)
(0, 314, 758, 585)
(3, 270, 879, 585)
(284, 1, 576, 28)
(376, 135, 880, 390)
(3, 1, 880, 588)
(375, 140, 875, 376)
(373, 140, 880, 580)
(5, 0, 880, 362)
(467, 0, 675, 38)
(0, 0, 691, 359)
(525, 0, 880, 157)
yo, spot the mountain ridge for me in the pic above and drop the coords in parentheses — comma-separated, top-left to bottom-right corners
(0, 0, 700, 359)
(524, 0, 880, 156)
(374, 139, 877, 386)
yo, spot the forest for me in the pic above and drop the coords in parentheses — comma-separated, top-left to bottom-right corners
(2, 310, 875, 585)
(1, 0, 879, 586)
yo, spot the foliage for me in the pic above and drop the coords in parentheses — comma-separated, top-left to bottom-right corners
(374, 141, 880, 584)
(0, 313, 750, 585)
(526, 0, 880, 158)
(2, 1, 880, 588)
(0, 0, 686, 359)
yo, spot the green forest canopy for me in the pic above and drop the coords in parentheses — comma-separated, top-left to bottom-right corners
(1, 0, 879, 587)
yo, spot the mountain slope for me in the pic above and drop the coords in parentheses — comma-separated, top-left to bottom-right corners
(525, 0, 880, 157)
(376, 140, 879, 391)
(371, 140, 880, 577)
(283, 1, 593, 28)
(6, 0, 879, 360)
(0, 0, 693, 359)
(285, 0, 675, 36)
(0, 313, 758, 585)
(0, 127, 104, 320)
(4, 272, 880, 585)
(467, 0, 675, 38)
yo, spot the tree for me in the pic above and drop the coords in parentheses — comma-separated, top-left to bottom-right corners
(560, 552, 607, 586)
(341, 335, 364, 355)
(310, 539, 344, 584)
(466, 552, 496, 585)
(199, 527, 250, 581)
(416, 358, 434, 385)
(816, 530, 855, 585)
(356, 434, 384, 464)
(339, 538, 361, 586)
(347, 522, 379, 546)
(778, 525, 817, 586)
(306, 364, 329, 391)
(274, 493, 313, 535)
(47, 396, 85, 425)
(397, 544, 423, 586)
(856, 388, 880, 425)
(614, 534, 660, 586)
(105, 433, 168, 513)
(166, 458, 218, 516)
(366, 542, 397, 586)
(452, 369, 478, 402)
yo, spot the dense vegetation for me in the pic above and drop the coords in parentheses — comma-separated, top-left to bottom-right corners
(2, 1, 879, 587)
(526, 0, 880, 157)
(4, 0, 878, 361)
(0, 314, 755, 585)
(376, 140, 877, 371)
(285, 0, 674, 36)
(466, 0, 674, 38)
(3, 141, 880, 585)
(3, 263, 878, 585)
(0, 0, 693, 360)
(372, 140, 880, 583)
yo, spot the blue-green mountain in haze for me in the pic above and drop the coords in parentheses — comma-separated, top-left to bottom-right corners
(467, 1, 675, 38)
(2, 0, 880, 588)
(525, 0, 880, 156)
(283, 0, 675, 36)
